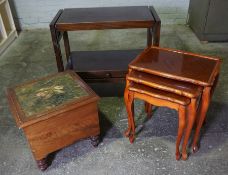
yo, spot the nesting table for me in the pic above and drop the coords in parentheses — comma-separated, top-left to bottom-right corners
(7, 71, 100, 170)
(50, 6, 161, 95)
(125, 46, 221, 159)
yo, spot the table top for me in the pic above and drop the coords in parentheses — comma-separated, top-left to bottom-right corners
(129, 47, 221, 86)
(7, 71, 99, 128)
(55, 6, 155, 30)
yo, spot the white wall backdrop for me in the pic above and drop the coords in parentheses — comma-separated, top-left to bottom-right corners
(9, 0, 190, 29)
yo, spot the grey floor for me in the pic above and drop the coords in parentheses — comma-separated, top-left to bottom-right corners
(0, 25, 228, 175)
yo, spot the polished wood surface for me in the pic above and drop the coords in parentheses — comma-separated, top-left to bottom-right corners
(124, 81, 193, 160)
(129, 46, 221, 86)
(7, 71, 100, 170)
(56, 6, 155, 30)
(127, 70, 202, 98)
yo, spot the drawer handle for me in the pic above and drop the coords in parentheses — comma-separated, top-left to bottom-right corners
(105, 73, 112, 78)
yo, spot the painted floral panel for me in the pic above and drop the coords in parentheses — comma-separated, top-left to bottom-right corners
(15, 74, 88, 118)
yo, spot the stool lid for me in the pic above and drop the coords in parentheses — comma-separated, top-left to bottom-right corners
(7, 71, 99, 128)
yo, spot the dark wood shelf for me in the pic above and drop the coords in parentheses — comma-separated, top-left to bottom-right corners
(68, 49, 142, 81)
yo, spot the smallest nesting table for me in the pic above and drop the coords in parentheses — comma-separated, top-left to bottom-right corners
(7, 71, 100, 171)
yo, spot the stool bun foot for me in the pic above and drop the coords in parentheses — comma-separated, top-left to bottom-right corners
(192, 145, 199, 153)
(36, 158, 48, 171)
(90, 135, 100, 147)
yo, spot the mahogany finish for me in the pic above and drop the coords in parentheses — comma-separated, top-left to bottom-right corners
(7, 71, 100, 170)
(50, 6, 161, 86)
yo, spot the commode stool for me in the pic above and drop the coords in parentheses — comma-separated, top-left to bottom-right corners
(7, 71, 100, 170)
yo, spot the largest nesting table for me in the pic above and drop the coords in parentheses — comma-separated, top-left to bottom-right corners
(127, 46, 221, 158)
(50, 6, 161, 96)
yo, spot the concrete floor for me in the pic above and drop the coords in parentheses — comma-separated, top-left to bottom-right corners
(0, 25, 228, 175)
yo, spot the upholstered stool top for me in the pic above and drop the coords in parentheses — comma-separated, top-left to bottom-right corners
(7, 71, 99, 128)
